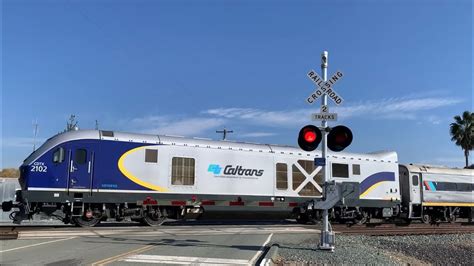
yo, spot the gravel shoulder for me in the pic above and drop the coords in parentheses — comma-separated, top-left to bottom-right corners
(272, 233, 474, 265)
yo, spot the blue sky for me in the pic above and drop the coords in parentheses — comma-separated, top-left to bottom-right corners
(1, 0, 472, 168)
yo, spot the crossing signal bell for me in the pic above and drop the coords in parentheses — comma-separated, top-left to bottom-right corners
(298, 125, 322, 151)
(297, 125, 353, 152)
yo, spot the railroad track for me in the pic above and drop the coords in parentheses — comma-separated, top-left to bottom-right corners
(1, 222, 473, 240)
(332, 223, 474, 236)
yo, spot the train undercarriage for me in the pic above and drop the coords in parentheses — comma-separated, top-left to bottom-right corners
(1, 191, 204, 227)
(294, 204, 474, 225)
(2, 189, 472, 227)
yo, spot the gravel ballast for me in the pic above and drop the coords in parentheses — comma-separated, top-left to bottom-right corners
(272, 233, 474, 265)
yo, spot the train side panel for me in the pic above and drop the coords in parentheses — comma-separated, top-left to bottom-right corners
(422, 173, 474, 206)
(330, 152, 400, 207)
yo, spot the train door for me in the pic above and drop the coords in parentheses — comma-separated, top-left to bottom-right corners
(410, 173, 421, 205)
(399, 165, 421, 218)
(67, 143, 95, 194)
(398, 165, 411, 206)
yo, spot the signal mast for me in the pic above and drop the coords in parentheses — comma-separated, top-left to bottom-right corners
(298, 51, 352, 251)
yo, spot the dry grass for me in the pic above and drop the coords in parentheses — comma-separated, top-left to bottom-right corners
(0, 168, 20, 178)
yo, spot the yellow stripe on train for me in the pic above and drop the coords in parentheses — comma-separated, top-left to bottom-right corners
(118, 146, 169, 192)
(423, 202, 474, 207)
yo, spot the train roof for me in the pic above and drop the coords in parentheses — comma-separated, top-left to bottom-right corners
(23, 129, 398, 165)
(402, 163, 474, 177)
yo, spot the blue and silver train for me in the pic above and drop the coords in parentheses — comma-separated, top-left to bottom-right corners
(1, 129, 473, 226)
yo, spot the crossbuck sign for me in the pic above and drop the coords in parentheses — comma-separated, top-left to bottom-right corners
(306, 70, 344, 105)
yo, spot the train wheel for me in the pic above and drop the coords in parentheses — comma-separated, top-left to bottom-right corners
(422, 214, 431, 224)
(73, 210, 101, 227)
(142, 207, 166, 226)
(354, 212, 368, 225)
(296, 214, 309, 224)
(448, 214, 457, 223)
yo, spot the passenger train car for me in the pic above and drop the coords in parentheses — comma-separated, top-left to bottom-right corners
(1, 129, 472, 226)
(399, 164, 474, 223)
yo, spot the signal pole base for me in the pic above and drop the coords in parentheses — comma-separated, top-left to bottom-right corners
(318, 230, 335, 252)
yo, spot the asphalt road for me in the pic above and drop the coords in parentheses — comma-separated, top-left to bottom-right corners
(0, 222, 320, 265)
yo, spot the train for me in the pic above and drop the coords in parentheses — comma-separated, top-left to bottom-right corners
(1, 129, 473, 226)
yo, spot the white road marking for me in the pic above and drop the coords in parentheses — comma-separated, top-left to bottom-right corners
(0, 237, 76, 253)
(121, 254, 249, 265)
(18, 227, 318, 239)
(248, 233, 273, 265)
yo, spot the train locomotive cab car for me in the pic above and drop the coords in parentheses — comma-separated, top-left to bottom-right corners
(5, 129, 331, 226)
(399, 164, 474, 223)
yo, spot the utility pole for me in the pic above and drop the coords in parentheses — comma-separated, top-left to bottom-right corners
(216, 127, 233, 140)
(95, 120, 99, 130)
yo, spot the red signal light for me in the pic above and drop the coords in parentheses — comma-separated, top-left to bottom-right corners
(327, 125, 353, 152)
(304, 131, 317, 142)
(298, 125, 322, 151)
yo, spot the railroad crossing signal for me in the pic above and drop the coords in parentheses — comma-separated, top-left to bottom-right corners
(327, 125, 353, 152)
(298, 125, 322, 151)
(300, 51, 352, 252)
(312, 113, 337, 121)
(306, 70, 344, 105)
(312, 105, 338, 121)
(297, 125, 353, 152)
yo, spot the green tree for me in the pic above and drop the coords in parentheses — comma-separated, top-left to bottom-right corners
(449, 111, 473, 167)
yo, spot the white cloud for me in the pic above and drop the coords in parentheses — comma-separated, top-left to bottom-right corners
(204, 96, 462, 126)
(204, 108, 308, 127)
(120, 115, 226, 136)
(426, 115, 442, 125)
(146, 118, 226, 136)
(120, 96, 461, 138)
(334, 97, 462, 120)
(1, 137, 46, 148)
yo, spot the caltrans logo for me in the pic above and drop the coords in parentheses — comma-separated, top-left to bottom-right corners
(208, 164, 222, 175)
(208, 164, 264, 177)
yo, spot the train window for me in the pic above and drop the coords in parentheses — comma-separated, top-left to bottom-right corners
(276, 163, 288, 190)
(101, 131, 114, 137)
(292, 160, 315, 190)
(437, 182, 456, 191)
(313, 168, 324, 184)
(75, 149, 87, 164)
(52, 147, 65, 163)
(332, 163, 349, 178)
(456, 183, 472, 192)
(298, 182, 321, 197)
(446, 183, 457, 191)
(291, 165, 321, 196)
(145, 149, 158, 163)
(411, 175, 419, 186)
(352, 164, 361, 175)
(292, 165, 305, 190)
(297, 160, 315, 174)
(171, 157, 195, 186)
